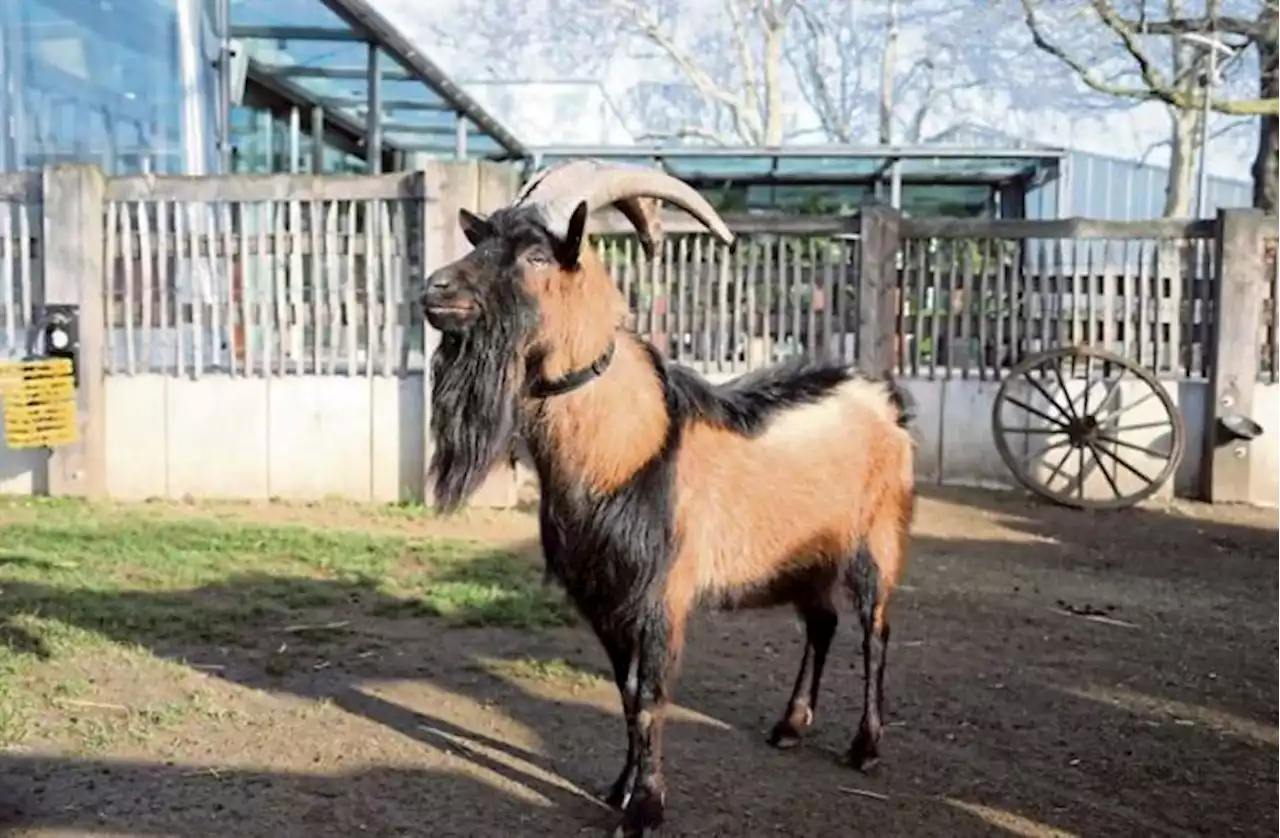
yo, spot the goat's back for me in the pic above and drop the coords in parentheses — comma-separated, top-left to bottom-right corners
(672, 373, 914, 599)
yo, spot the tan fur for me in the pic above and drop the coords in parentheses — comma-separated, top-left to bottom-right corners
(526, 248, 626, 379)
(524, 249, 669, 495)
(671, 377, 914, 604)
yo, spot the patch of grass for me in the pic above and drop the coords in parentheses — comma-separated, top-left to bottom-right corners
(376, 550, 574, 629)
(480, 656, 608, 688)
(49, 696, 196, 753)
(0, 496, 573, 744)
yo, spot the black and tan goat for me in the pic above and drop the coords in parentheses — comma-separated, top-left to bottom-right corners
(419, 160, 916, 837)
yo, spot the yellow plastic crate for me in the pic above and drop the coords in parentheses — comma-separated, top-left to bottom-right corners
(0, 357, 79, 449)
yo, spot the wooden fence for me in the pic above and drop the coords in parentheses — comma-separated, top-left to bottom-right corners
(590, 209, 1278, 385)
(103, 174, 424, 378)
(0, 163, 519, 378)
(0, 163, 1275, 505)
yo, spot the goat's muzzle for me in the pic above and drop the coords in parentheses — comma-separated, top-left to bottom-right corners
(420, 265, 478, 332)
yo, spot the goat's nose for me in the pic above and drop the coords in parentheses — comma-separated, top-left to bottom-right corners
(421, 269, 453, 298)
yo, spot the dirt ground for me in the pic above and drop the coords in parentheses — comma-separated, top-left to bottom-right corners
(1, 486, 1276, 838)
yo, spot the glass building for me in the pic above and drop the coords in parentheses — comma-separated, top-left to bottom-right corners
(0, 0, 221, 174)
(0, 0, 527, 176)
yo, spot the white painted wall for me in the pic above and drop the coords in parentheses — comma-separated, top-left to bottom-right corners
(0, 374, 1276, 508)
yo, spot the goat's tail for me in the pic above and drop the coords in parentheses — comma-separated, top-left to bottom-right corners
(883, 376, 916, 430)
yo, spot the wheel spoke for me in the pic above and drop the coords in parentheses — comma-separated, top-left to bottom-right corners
(1075, 448, 1086, 499)
(1093, 443, 1155, 486)
(1085, 440, 1123, 499)
(999, 426, 1062, 436)
(1107, 419, 1172, 433)
(1047, 360, 1080, 422)
(1005, 395, 1070, 429)
(1096, 389, 1158, 423)
(1020, 438, 1073, 464)
(1079, 355, 1092, 418)
(1044, 443, 1076, 488)
(1094, 370, 1125, 415)
(1020, 369, 1075, 425)
(1096, 432, 1171, 460)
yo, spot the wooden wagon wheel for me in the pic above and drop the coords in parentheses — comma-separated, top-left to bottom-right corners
(991, 345, 1185, 510)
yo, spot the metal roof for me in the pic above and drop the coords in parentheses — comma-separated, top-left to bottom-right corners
(230, 0, 527, 160)
(520, 145, 1069, 185)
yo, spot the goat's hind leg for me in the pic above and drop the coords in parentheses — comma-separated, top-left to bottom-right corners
(768, 596, 838, 749)
(845, 537, 900, 772)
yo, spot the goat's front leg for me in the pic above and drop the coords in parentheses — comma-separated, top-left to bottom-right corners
(615, 610, 686, 838)
(597, 629, 640, 810)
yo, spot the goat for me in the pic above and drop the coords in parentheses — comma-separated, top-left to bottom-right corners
(418, 159, 916, 837)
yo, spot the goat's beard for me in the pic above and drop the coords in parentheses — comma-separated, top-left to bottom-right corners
(428, 317, 530, 514)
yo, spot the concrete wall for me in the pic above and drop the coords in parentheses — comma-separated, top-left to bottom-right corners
(1, 373, 1276, 508)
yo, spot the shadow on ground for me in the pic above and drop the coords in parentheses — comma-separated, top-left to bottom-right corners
(0, 486, 1276, 837)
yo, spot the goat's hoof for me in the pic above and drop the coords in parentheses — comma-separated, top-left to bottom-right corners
(767, 703, 813, 749)
(602, 781, 632, 811)
(612, 789, 664, 837)
(846, 730, 881, 772)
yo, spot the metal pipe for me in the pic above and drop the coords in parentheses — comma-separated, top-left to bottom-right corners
(523, 144, 1070, 161)
(311, 105, 325, 172)
(260, 109, 272, 172)
(231, 25, 362, 41)
(1054, 155, 1072, 218)
(218, 0, 232, 173)
(454, 114, 468, 160)
(365, 42, 381, 174)
(176, 0, 209, 175)
(289, 106, 301, 173)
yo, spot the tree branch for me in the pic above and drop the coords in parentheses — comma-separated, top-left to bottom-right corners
(787, 0, 858, 142)
(604, 0, 763, 142)
(1020, 0, 1166, 102)
(1019, 0, 1279, 116)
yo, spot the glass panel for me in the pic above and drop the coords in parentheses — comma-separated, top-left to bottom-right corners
(731, 183, 994, 217)
(772, 156, 882, 176)
(0, 0, 220, 174)
(230, 0, 347, 29)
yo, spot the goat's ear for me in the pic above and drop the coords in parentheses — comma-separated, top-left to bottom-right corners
(552, 201, 589, 269)
(458, 209, 494, 247)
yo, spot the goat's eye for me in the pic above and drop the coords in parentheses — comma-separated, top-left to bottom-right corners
(524, 252, 551, 267)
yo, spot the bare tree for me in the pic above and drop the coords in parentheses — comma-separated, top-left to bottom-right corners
(1020, 0, 1278, 213)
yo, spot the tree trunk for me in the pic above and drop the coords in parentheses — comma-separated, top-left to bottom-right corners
(1164, 106, 1200, 217)
(1251, 27, 1277, 213)
(879, 0, 899, 145)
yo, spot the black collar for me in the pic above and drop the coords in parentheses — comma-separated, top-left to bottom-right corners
(527, 340, 616, 399)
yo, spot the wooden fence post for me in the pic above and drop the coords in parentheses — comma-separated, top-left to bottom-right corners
(1201, 208, 1269, 504)
(855, 205, 903, 376)
(40, 164, 107, 499)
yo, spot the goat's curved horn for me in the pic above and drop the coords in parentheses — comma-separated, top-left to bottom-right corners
(516, 159, 734, 250)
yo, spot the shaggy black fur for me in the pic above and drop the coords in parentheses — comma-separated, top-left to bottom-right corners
(426, 207, 554, 513)
(669, 352, 915, 437)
